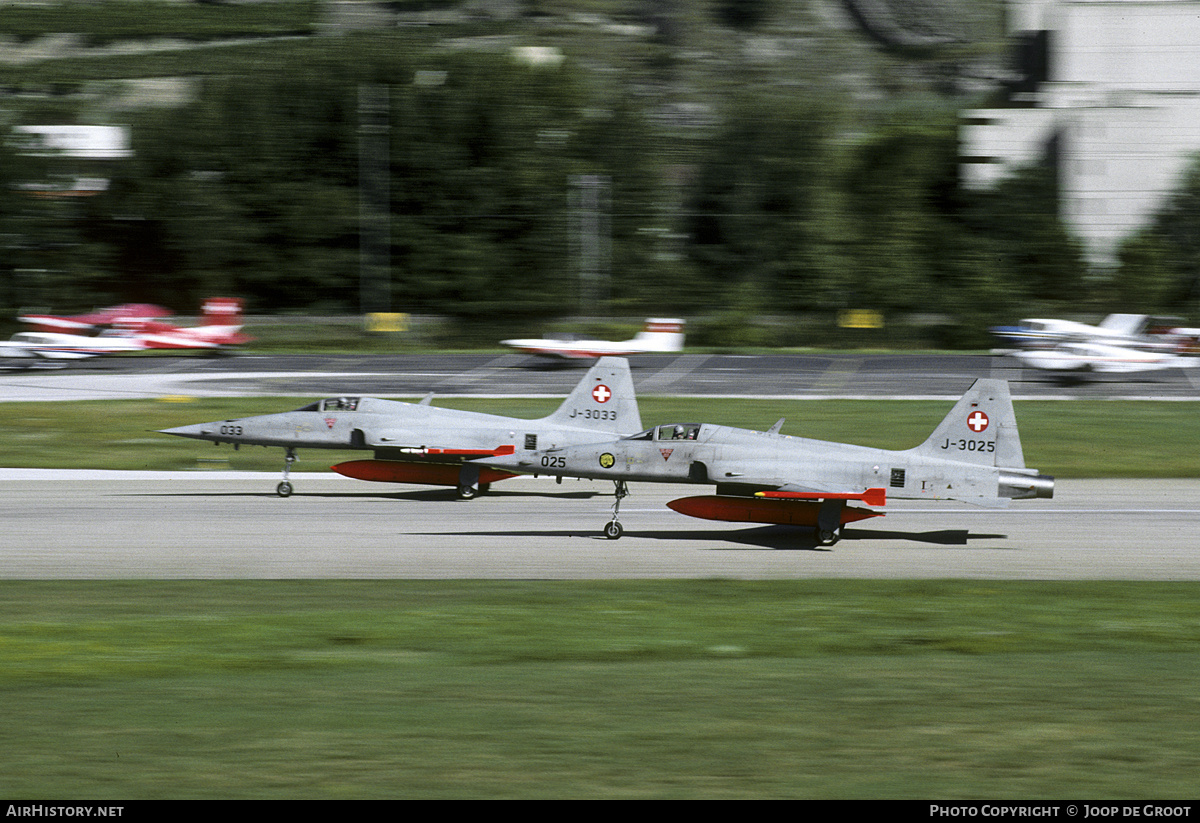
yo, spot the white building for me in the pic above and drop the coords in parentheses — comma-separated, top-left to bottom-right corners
(961, 0, 1200, 266)
(13, 125, 132, 159)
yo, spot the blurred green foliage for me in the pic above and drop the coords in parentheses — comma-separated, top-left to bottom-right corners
(0, 2, 1196, 346)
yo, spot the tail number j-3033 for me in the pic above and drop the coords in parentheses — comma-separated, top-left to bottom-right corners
(569, 408, 618, 420)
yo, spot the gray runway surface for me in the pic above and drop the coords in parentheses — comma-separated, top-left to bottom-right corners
(2, 472, 1196, 580)
(3, 352, 1200, 401)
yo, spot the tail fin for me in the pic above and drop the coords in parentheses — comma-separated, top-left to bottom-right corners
(632, 318, 685, 352)
(913, 378, 1026, 469)
(541, 356, 642, 434)
(201, 298, 244, 327)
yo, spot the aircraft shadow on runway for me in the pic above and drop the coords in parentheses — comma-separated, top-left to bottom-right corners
(626, 525, 1010, 550)
(412, 524, 1009, 551)
(121, 488, 605, 501)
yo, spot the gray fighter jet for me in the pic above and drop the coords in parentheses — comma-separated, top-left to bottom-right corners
(474, 378, 1053, 545)
(160, 356, 642, 498)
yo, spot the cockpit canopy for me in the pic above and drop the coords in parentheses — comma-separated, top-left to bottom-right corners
(626, 423, 702, 442)
(295, 397, 361, 412)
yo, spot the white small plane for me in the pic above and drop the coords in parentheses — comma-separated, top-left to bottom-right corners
(1006, 340, 1196, 375)
(993, 313, 1198, 376)
(501, 318, 685, 361)
(990, 313, 1154, 348)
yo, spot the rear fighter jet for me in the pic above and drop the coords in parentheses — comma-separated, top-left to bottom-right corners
(474, 378, 1053, 545)
(160, 356, 642, 498)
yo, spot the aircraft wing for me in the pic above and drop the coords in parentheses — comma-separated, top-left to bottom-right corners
(137, 328, 251, 350)
(500, 338, 632, 359)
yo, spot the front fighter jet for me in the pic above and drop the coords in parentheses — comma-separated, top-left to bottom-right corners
(160, 356, 642, 498)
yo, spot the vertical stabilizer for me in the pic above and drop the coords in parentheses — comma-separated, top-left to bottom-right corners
(913, 379, 1026, 469)
(200, 297, 244, 328)
(632, 318, 685, 352)
(542, 356, 642, 434)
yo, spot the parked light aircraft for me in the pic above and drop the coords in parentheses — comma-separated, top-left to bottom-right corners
(501, 318, 685, 361)
(0, 330, 146, 365)
(160, 356, 643, 498)
(474, 378, 1053, 545)
(4, 302, 166, 366)
(990, 313, 1156, 348)
(3, 298, 248, 367)
(1006, 340, 1196, 375)
(992, 313, 1197, 377)
(19, 303, 172, 334)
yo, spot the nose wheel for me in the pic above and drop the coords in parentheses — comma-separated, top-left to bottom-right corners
(604, 480, 629, 539)
(276, 448, 297, 497)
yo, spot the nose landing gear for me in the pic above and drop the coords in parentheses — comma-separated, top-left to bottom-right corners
(604, 480, 629, 539)
(276, 448, 297, 497)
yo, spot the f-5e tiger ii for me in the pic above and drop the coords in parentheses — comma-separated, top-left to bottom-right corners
(160, 356, 642, 498)
(474, 378, 1054, 545)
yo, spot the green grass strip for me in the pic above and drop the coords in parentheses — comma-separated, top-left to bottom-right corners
(0, 580, 1197, 798)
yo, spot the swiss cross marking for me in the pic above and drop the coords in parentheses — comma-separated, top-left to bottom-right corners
(967, 411, 989, 433)
(592, 384, 611, 403)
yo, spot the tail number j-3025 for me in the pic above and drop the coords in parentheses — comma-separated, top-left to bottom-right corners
(941, 438, 995, 453)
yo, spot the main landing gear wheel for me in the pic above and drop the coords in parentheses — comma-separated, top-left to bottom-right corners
(603, 480, 629, 539)
(814, 499, 845, 547)
(456, 484, 479, 500)
(276, 447, 297, 497)
(815, 526, 842, 547)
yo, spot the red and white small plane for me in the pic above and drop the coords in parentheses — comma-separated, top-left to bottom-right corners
(501, 318, 685, 361)
(3, 298, 249, 367)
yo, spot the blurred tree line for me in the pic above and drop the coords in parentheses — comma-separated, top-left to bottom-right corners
(2, 36, 1196, 347)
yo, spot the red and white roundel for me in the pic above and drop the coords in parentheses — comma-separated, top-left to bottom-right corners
(967, 411, 989, 433)
(592, 384, 612, 403)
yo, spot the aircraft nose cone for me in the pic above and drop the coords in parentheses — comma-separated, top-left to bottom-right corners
(158, 422, 219, 440)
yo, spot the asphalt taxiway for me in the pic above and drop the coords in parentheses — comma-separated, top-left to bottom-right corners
(3, 351, 1199, 401)
(1, 472, 1196, 580)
